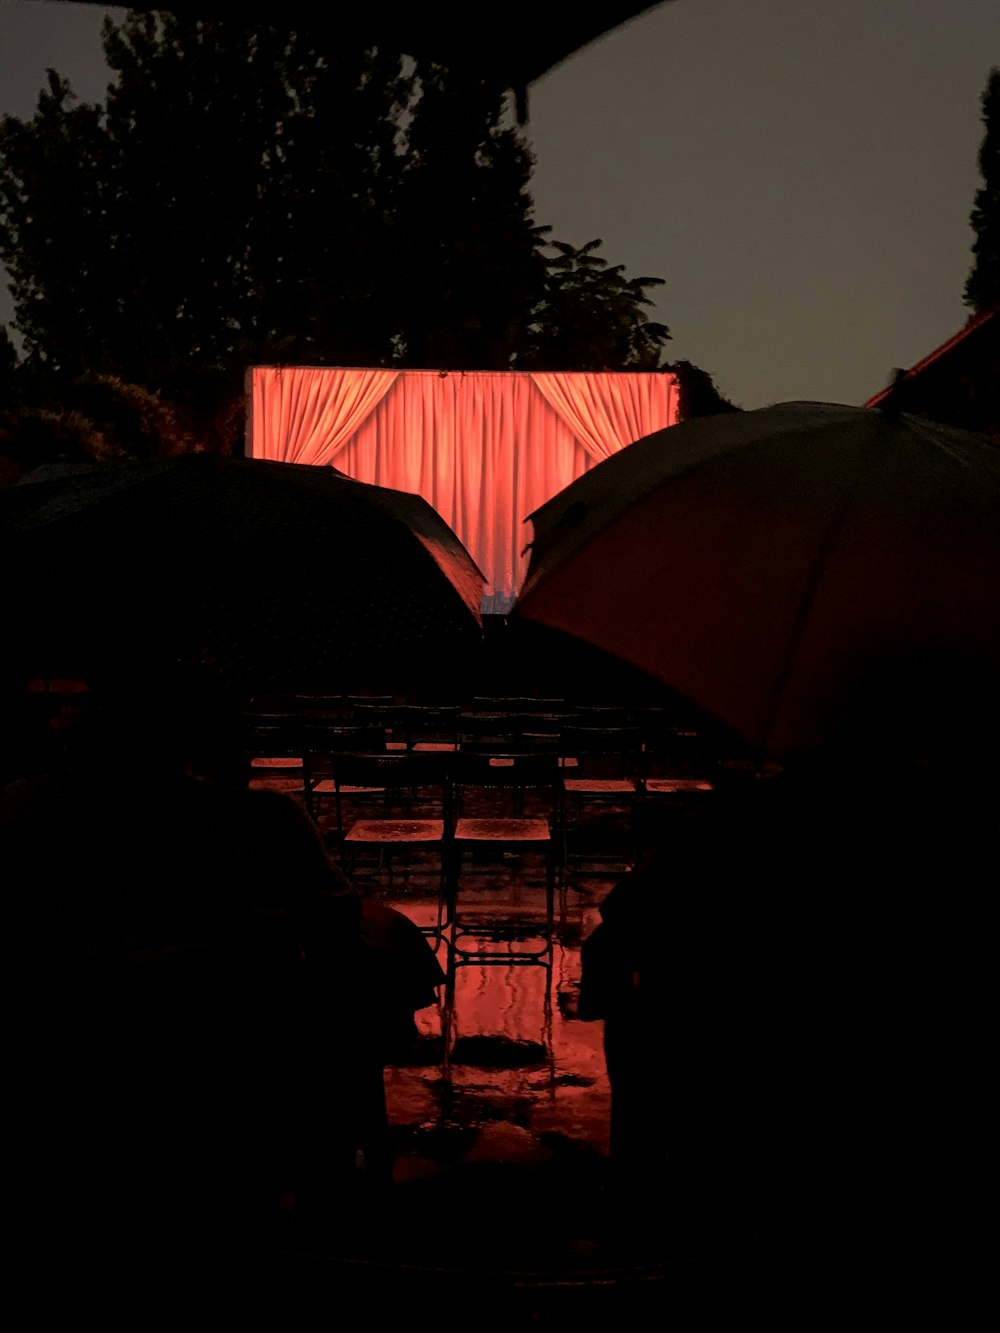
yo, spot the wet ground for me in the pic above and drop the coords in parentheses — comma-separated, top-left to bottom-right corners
(246, 767, 770, 1316)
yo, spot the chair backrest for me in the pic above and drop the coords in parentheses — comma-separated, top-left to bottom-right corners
(457, 711, 518, 751)
(634, 703, 686, 732)
(289, 692, 350, 717)
(560, 724, 644, 778)
(299, 727, 390, 819)
(328, 749, 450, 795)
(386, 703, 461, 748)
(507, 696, 569, 713)
(510, 712, 577, 750)
(347, 699, 395, 731)
(302, 725, 388, 770)
(243, 715, 348, 760)
(572, 704, 633, 727)
(451, 749, 560, 817)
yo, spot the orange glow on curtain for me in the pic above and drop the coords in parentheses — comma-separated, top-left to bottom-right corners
(249, 367, 399, 467)
(249, 368, 678, 610)
(530, 371, 674, 463)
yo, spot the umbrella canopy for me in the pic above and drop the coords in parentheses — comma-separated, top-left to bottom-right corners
(515, 401, 1000, 758)
(2, 454, 485, 693)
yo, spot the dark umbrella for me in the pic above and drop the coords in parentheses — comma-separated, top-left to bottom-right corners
(515, 401, 1000, 758)
(2, 454, 485, 693)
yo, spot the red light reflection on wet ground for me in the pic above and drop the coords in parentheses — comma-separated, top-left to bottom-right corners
(282, 774, 695, 1291)
(318, 871, 656, 1282)
(388, 898, 612, 1157)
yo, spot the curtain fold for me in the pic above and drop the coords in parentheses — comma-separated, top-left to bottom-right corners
(529, 371, 675, 463)
(249, 368, 678, 609)
(251, 366, 399, 466)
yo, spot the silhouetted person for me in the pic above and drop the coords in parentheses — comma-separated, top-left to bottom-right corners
(580, 653, 999, 1315)
(2, 669, 444, 1313)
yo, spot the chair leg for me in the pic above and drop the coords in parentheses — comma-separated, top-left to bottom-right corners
(420, 860, 452, 954)
(441, 954, 458, 1087)
(545, 850, 555, 955)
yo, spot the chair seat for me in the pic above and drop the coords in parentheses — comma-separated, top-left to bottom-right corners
(643, 778, 714, 794)
(346, 819, 445, 843)
(453, 817, 550, 843)
(312, 780, 387, 796)
(248, 777, 303, 793)
(563, 778, 637, 794)
(449, 812, 556, 974)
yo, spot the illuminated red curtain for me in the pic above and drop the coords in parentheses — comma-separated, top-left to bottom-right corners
(248, 366, 398, 466)
(529, 371, 675, 463)
(249, 368, 677, 609)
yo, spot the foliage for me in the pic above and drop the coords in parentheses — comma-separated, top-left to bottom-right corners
(0, 406, 111, 476)
(523, 239, 670, 371)
(669, 359, 741, 419)
(0, 374, 204, 479)
(0, 325, 19, 402)
(964, 67, 1000, 313)
(65, 375, 205, 457)
(388, 61, 549, 369)
(0, 12, 672, 454)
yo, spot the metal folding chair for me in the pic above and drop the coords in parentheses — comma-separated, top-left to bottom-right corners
(301, 725, 389, 825)
(447, 750, 561, 967)
(242, 714, 342, 803)
(332, 750, 453, 944)
(558, 723, 644, 876)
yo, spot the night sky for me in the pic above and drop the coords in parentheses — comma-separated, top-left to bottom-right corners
(1, 0, 997, 407)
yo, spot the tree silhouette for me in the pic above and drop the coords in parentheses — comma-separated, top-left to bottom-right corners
(0, 13, 672, 454)
(669, 359, 741, 419)
(524, 238, 669, 371)
(964, 67, 999, 313)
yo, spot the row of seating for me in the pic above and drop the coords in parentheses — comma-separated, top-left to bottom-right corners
(244, 710, 718, 768)
(244, 692, 720, 747)
(246, 722, 716, 823)
(254, 690, 696, 719)
(337, 750, 560, 968)
(246, 735, 718, 971)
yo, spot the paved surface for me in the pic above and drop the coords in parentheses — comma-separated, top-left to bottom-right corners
(245, 763, 763, 1312)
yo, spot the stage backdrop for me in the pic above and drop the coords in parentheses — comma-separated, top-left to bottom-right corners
(247, 367, 679, 612)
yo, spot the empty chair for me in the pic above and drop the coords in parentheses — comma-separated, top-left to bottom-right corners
(289, 692, 351, 718)
(301, 725, 389, 826)
(345, 695, 395, 711)
(448, 750, 561, 966)
(481, 696, 568, 714)
(348, 698, 395, 735)
(332, 751, 453, 942)
(244, 730, 306, 795)
(468, 696, 513, 712)
(389, 703, 462, 751)
(457, 711, 520, 752)
(242, 714, 338, 802)
(571, 703, 633, 727)
(559, 723, 644, 875)
(451, 749, 561, 820)
(633, 723, 719, 856)
(505, 712, 576, 753)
